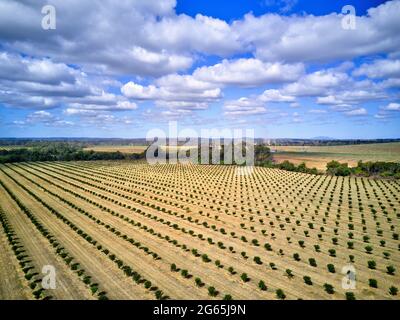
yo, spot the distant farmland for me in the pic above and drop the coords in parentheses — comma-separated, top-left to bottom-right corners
(272, 142, 400, 170)
(83, 145, 148, 154)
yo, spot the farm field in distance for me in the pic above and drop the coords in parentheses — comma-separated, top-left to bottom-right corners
(83, 145, 198, 154)
(272, 142, 400, 171)
(0, 161, 399, 300)
(83, 145, 148, 154)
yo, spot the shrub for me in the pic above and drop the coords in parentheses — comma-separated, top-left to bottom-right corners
(264, 243, 272, 251)
(223, 294, 233, 300)
(83, 276, 91, 285)
(98, 294, 109, 301)
(181, 269, 189, 278)
(253, 256, 262, 265)
(303, 276, 312, 285)
(293, 253, 300, 261)
(367, 260, 376, 269)
(208, 286, 218, 297)
(258, 280, 267, 291)
(195, 278, 203, 287)
(387, 265, 396, 275)
(365, 245, 373, 254)
(241, 273, 250, 282)
(345, 292, 356, 300)
(308, 258, 317, 267)
(285, 269, 294, 278)
(276, 289, 286, 300)
(326, 161, 351, 176)
(155, 290, 164, 300)
(328, 249, 336, 257)
(327, 264, 335, 273)
(389, 286, 398, 296)
(347, 242, 354, 249)
(368, 279, 378, 288)
(323, 283, 334, 294)
(170, 263, 177, 272)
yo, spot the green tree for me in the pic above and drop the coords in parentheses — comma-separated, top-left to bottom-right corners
(258, 280, 267, 291)
(323, 283, 334, 294)
(345, 292, 356, 300)
(303, 276, 313, 286)
(276, 289, 286, 300)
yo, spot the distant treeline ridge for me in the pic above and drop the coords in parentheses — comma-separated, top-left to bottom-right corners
(0, 143, 146, 163)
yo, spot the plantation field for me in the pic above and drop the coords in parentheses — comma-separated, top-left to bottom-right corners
(0, 161, 399, 300)
(272, 142, 400, 170)
(83, 145, 148, 154)
(83, 145, 198, 154)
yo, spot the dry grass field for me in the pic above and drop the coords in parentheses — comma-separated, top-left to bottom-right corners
(0, 161, 399, 300)
(272, 142, 400, 170)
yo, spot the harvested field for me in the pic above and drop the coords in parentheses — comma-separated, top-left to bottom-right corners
(272, 142, 400, 170)
(0, 161, 399, 300)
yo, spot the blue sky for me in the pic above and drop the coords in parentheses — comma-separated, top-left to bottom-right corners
(177, 0, 386, 19)
(0, 0, 399, 139)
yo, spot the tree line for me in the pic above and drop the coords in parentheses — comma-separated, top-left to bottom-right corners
(326, 160, 400, 178)
(0, 143, 146, 163)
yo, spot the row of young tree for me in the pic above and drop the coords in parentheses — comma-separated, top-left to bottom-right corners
(0, 178, 108, 300)
(18, 161, 399, 299)
(0, 205, 50, 299)
(1, 166, 168, 300)
(18, 162, 380, 298)
(0, 143, 146, 163)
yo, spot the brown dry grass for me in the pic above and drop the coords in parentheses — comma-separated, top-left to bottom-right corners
(272, 142, 400, 170)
